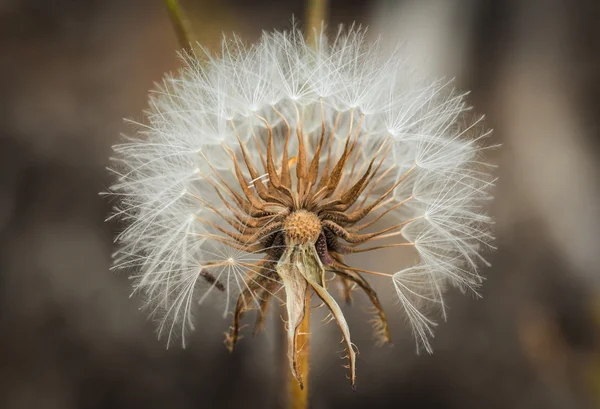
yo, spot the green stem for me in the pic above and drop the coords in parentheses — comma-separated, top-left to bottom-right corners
(164, 0, 193, 52)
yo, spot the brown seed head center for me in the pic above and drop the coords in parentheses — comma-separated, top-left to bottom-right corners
(283, 210, 321, 245)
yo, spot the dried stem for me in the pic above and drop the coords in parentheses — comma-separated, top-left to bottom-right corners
(286, 3, 329, 408)
(288, 288, 310, 409)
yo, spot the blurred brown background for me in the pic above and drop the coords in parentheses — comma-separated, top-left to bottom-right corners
(1, 0, 599, 408)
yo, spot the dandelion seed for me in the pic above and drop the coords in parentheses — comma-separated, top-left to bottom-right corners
(107, 24, 495, 388)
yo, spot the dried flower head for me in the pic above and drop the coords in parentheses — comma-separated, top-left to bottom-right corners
(108, 25, 495, 388)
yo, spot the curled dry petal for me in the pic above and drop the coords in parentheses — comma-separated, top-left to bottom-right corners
(277, 242, 357, 388)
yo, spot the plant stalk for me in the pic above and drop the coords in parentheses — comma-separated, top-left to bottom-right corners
(305, 0, 328, 41)
(164, 0, 193, 52)
(287, 5, 328, 408)
(288, 289, 311, 409)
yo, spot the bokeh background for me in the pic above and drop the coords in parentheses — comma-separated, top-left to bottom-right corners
(1, 0, 599, 408)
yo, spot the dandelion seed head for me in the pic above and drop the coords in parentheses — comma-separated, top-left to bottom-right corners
(108, 23, 495, 384)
